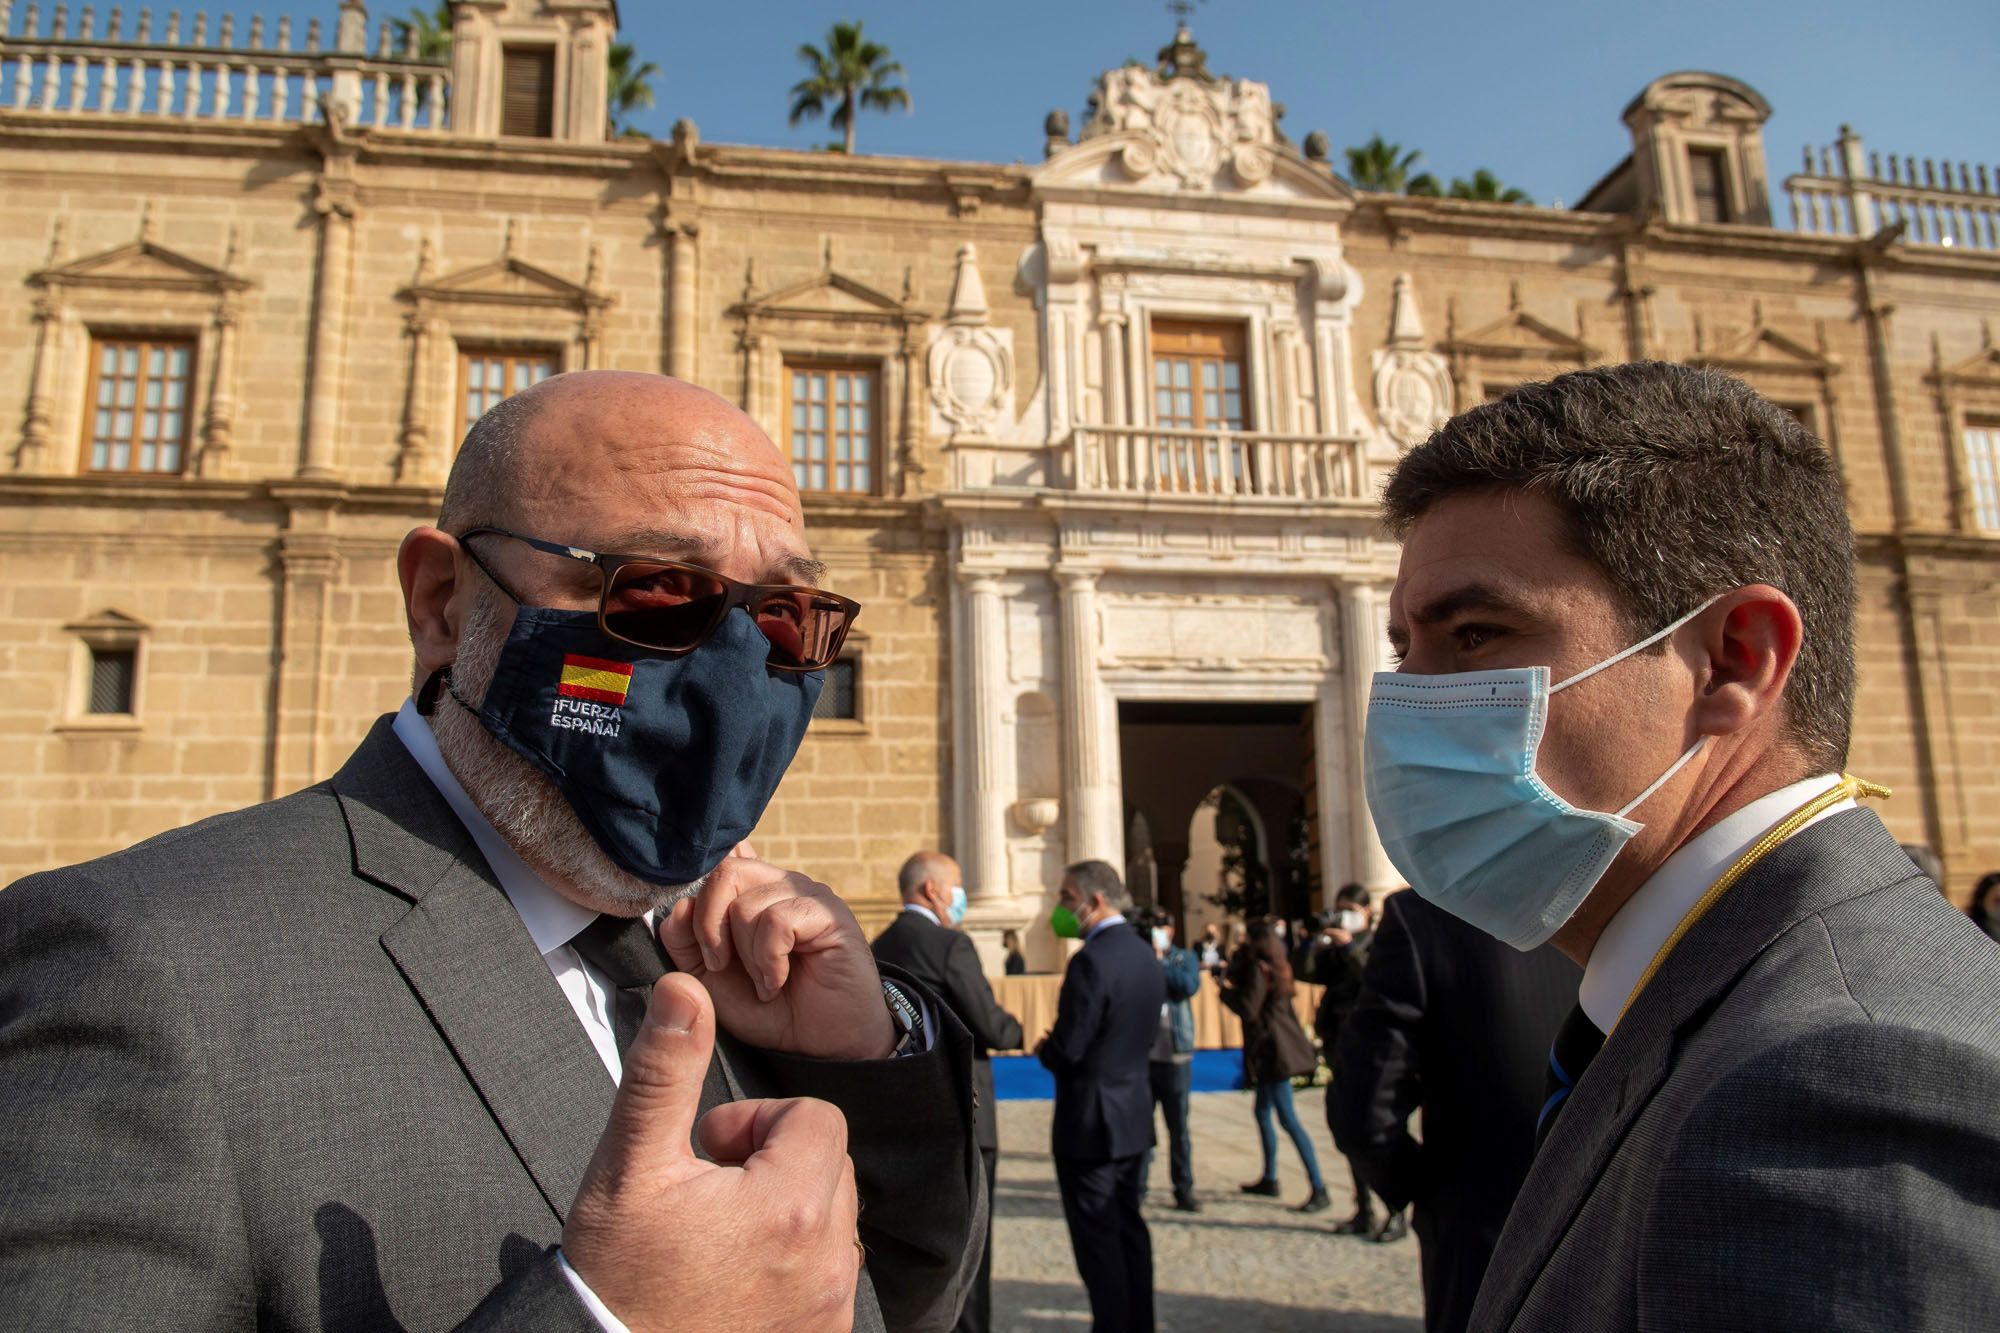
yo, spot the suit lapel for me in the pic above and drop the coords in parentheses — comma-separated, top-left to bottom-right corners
(336, 719, 615, 1224)
(1477, 808, 1919, 1327)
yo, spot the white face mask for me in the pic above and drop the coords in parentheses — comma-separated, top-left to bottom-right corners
(1364, 595, 1721, 950)
(1335, 910, 1367, 932)
(1150, 927, 1170, 951)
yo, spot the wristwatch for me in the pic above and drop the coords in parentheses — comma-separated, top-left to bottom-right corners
(881, 978, 925, 1058)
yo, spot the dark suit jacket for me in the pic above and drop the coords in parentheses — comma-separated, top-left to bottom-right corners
(873, 907, 1024, 1151)
(1329, 890, 1577, 1333)
(1037, 921, 1166, 1163)
(0, 717, 983, 1332)
(1469, 808, 2000, 1332)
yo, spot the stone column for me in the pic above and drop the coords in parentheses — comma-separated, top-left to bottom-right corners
(299, 177, 356, 480)
(666, 221, 697, 381)
(960, 569, 1012, 902)
(16, 295, 60, 472)
(1340, 580, 1398, 890)
(1056, 564, 1121, 868)
(1100, 313, 1127, 426)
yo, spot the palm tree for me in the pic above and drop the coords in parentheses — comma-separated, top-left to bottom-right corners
(390, 1, 452, 62)
(607, 41, 660, 138)
(788, 21, 910, 155)
(1343, 135, 1426, 193)
(1447, 169, 1533, 205)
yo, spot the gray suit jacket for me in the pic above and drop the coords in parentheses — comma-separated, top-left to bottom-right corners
(0, 717, 984, 1332)
(1469, 808, 2000, 1332)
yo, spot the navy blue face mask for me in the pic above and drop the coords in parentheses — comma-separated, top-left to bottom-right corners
(429, 603, 821, 884)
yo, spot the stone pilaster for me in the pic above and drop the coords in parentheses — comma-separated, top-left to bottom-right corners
(195, 296, 239, 478)
(394, 308, 434, 482)
(299, 174, 357, 480)
(16, 295, 59, 473)
(666, 220, 698, 380)
(1100, 312, 1128, 427)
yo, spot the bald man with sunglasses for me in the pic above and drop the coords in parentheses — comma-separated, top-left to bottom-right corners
(0, 372, 985, 1332)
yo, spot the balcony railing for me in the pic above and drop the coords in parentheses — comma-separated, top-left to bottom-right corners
(1785, 126, 1999, 251)
(0, 3, 450, 132)
(1069, 425, 1367, 501)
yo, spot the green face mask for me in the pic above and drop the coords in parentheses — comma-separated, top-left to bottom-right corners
(1050, 904, 1082, 939)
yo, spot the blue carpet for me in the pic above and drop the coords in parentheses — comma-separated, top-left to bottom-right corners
(993, 1048, 1247, 1100)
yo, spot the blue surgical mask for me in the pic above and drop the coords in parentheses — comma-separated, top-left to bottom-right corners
(436, 603, 821, 884)
(1363, 597, 1718, 950)
(947, 885, 968, 925)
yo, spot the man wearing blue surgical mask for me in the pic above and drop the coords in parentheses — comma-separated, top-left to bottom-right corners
(1, 372, 984, 1332)
(873, 851, 1024, 1333)
(1367, 362, 2000, 1333)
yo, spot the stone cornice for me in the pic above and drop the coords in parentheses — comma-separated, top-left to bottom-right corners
(0, 474, 441, 518)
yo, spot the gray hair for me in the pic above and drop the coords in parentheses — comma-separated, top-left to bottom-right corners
(1064, 859, 1132, 913)
(437, 387, 550, 533)
(897, 850, 955, 902)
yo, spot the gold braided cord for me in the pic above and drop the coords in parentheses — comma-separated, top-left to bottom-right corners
(1613, 775, 1892, 1030)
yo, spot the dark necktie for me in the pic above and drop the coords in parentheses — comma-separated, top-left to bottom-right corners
(1536, 1003, 1606, 1148)
(568, 913, 668, 1056)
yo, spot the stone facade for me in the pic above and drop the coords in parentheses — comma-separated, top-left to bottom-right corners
(3, 8, 1997, 965)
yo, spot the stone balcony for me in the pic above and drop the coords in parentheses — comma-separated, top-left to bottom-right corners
(1066, 424, 1368, 502)
(0, 2, 449, 132)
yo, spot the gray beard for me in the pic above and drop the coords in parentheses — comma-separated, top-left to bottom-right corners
(427, 587, 704, 916)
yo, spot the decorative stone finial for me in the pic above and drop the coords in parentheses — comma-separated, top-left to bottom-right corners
(222, 225, 240, 270)
(672, 117, 699, 151)
(414, 236, 433, 283)
(1303, 130, 1328, 162)
(1155, 24, 1209, 80)
(1044, 108, 1070, 140)
(946, 244, 989, 322)
(501, 218, 517, 260)
(585, 243, 604, 290)
(138, 200, 158, 244)
(46, 218, 68, 264)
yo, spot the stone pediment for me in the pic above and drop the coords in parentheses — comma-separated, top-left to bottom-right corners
(32, 240, 248, 294)
(1444, 298, 1597, 362)
(1037, 27, 1351, 204)
(1936, 338, 2000, 386)
(408, 256, 605, 310)
(738, 270, 921, 327)
(1691, 312, 1836, 375)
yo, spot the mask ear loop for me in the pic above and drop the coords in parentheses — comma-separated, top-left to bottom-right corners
(1549, 592, 1726, 695)
(1616, 735, 1711, 818)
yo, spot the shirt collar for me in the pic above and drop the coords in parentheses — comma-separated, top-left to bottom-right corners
(1085, 912, 1127, 941)
(1578, 772, 1850, 1031)
(392, 698, 597, 956)
(901, 902, 941, 927)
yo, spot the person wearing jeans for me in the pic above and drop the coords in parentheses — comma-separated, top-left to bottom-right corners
(1221, 918, 1329, 1212)
(1138, 912, 1204, 1212)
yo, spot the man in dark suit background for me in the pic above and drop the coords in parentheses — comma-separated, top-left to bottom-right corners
(873, 850, 1024, 1333)
(1036, 860, 1165, 1332)
(1329, 889, 1577, 1331)
(0, 372, 982, 1331)
(1368, 362, 2000, 1332)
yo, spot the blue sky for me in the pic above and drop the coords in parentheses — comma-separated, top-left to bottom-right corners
(65, 0, 1999, 209)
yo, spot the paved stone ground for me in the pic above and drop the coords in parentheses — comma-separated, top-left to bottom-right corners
(993, 1087, 1425, 1331)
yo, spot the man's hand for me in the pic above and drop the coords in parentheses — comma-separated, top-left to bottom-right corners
(563, 975, 860, 1333)
(663, 845, 895, 1062)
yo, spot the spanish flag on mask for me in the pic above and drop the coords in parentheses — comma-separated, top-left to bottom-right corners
(557, 654, 633, 706)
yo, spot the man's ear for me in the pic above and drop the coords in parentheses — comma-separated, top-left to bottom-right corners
(399, 526, 465, 678)
(1688, 584, 1802, 742)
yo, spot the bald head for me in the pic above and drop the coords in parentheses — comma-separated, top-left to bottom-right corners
(438, 371, 797, 544)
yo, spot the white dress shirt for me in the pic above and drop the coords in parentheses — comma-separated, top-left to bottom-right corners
(902, 902, 942, 927)
(1579, 773, 1852, 1033)
(392, 700, 634, 1331)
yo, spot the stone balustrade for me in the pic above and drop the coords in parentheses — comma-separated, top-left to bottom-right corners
(1785, 125, 1999, 250)
(0, 2, 449, 131)
(1069, 424, 1367, 501)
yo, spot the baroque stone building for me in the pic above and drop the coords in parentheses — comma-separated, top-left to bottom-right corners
(3, 2, 1997, 966)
